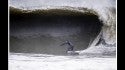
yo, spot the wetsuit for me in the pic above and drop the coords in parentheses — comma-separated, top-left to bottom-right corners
(60, 41, 74, 52)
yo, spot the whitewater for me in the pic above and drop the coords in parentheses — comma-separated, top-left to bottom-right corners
(9, 53, 116, 70)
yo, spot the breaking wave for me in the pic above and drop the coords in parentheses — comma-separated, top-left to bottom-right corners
(9, 0, 116, 55)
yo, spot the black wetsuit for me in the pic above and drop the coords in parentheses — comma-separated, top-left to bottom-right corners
(60, 41, 74, 52)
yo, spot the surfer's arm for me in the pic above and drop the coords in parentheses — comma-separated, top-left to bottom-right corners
(60, 43, 66, 46)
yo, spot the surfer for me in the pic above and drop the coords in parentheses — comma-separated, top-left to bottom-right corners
(60, 40, 74, 53)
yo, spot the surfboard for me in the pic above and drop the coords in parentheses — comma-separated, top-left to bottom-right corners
(67, 51, 79, 55)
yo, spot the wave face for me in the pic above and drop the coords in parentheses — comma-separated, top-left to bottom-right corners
(10, 11, 102, 55)
(9, 0, 116, 55)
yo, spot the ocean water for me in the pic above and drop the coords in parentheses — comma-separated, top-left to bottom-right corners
(9, 0, 116, 70)
(9, 53, 116, 70)
(10, 13, 102, 55)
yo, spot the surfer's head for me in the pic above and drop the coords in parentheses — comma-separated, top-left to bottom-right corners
(65, 40, 69, 43)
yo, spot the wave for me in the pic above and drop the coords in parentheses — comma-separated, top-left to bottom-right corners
(9, 0, 116, 55)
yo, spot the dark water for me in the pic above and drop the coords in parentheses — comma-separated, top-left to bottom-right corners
(10, 10, 103, 55)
